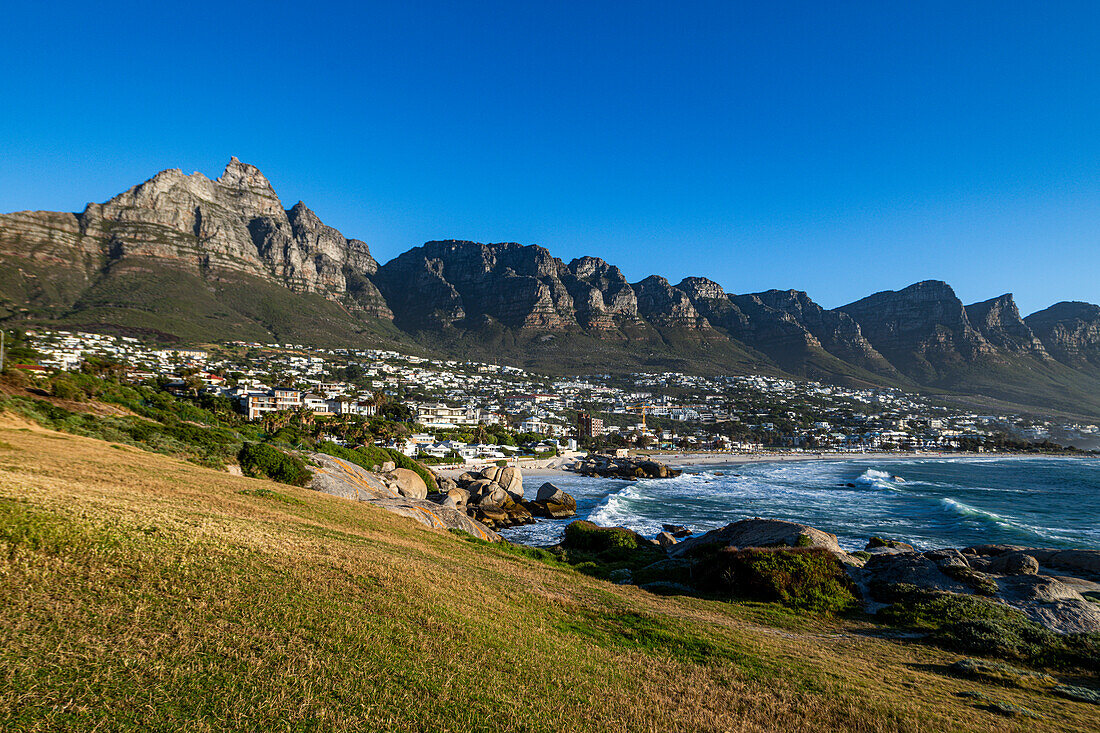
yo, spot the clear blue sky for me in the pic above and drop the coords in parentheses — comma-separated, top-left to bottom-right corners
(2, 1, 1098, 315)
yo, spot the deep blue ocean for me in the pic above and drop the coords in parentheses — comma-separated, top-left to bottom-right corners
(501, 456, 1100, 552)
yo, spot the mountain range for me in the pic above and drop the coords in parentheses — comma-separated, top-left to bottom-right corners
(3, 158, 1100, 418)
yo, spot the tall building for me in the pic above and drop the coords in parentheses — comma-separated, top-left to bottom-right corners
(576, 412, 605, 438)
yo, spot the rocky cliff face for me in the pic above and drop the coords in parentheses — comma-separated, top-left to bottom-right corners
(562, 256, 639, 329)
(839, 281, 994, 381)
(1026, 302, 1100, 370)
(373, 240, 576, 331)
(964, 294, 1049, 358)
(5, 158, 1100, 417)
(0, 157, 390, 319)
(631, 276, 710, 329)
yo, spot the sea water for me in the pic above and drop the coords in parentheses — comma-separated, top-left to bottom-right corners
(499, 456, 1100, 552)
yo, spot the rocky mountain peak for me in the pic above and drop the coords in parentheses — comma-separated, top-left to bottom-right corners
(633, 276, 709, 328)
(1025, 301, 1100, 368)
(839, 280, 992, 380)
(965, 294, 1049, 357)
(677, 277, 727, 301)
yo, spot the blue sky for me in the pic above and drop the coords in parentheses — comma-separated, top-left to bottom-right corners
(2, 1, 1098, 315)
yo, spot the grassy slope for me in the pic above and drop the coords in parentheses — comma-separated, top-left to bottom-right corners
(1, 420, 1096, 731)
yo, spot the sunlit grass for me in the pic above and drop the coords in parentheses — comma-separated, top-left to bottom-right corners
(0, 415, 1095, 731)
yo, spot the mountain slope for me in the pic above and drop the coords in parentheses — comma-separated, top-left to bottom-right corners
(839, 283, 1100, 415)
(3, 159, 1100, 416)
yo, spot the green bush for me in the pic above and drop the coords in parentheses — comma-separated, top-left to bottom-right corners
(564, 520, 645, 554)
(695, 547, 859, 614)
(238, 443, 311, 487)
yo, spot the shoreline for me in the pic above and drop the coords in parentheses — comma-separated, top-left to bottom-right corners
(441, 450, 1080, 479)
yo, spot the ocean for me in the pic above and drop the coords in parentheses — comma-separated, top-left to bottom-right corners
(500, 456, 1100, 552)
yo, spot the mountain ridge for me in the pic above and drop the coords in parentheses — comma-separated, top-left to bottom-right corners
(3, 158, 1100, 417)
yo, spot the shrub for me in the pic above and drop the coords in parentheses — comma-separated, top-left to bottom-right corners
(48, 374, 85, 401)
(695, 547, 859, 614)
(238, 443, 312, 487)
(564, 520, 644, 554)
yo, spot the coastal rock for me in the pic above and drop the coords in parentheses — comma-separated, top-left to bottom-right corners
(987, 552, 1040, 576)
(576, 454, 681, 479)
(305, 453, 498, 541)
(497, 466, 524, 500)
(655, 531, 678, 549)
(306, 453, 397, 500)
(670, 518, 842, 558)
(526, 482, 577, 519)
(866, 537, 915, 552)
(387, 468, 428, 500)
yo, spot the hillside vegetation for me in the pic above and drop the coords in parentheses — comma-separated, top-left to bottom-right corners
(1, 419, 1098, 731)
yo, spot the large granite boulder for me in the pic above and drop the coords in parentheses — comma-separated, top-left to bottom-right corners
(525, 482, 578, 519)
(670, 518, 842, 558)
(307, 453, 397, 501)
(305, 452, 499, 541)
(497, 466, 524, 500)
(387, 468, 428, 500)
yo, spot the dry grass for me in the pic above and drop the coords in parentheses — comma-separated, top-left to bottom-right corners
(0, 416, 1095, 732)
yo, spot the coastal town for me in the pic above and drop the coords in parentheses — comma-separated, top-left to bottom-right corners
(17, 328, 1100, 463)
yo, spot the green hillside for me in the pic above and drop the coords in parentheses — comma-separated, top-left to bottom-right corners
(1, 418, 1097, 731)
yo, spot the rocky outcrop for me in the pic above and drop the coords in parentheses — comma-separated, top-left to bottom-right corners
(440, 465, 577, 529)
(306, 453, 499, 541)
(1026, 301, 1100, 371)
(563, 257, 640, 329)
(632, 276, 710, 329)
(669, 518, 843, 558)
(0, 157, 391, 323)
(527, 482, 578, 518)
(857, 544, 1100, 634)
(575, 454, 681, 479)
(964, 294, 1049, 358)
(373, 240, 576, 331)
(839, 280, 994, 381)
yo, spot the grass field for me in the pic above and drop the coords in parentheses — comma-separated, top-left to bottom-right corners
(0, 416, 1096, 731)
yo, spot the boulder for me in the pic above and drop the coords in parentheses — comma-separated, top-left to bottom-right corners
(456, 471, 478, 484)
(527, 482, 578, 519)
(497, 466, 524, 500)
(387, 468, 428, 500)
(535, 482, 566, 502)
(475, 482, 510, 507)
(670, 518, 842, 558)
(380, 461, 396, 473)
(861, 552, 970, 597)
(1018, 599, 1100, 635)
(447, 487, 471, 506)
(437, 476, 458, 492)
(480, 466, 503, 483)
(655, 531, 678, 549)
(987, 552, 1040, 576)
(504, 503, 535, 526)
(1047, 549, 1100, 579)
(662, 524, 692, 538)
(466, 478, 493, 497)
(476, 504, 509, 528)
(306, 452, 397, 500)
